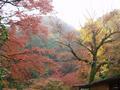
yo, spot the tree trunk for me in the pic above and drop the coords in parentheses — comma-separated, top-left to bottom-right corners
(89, 55, 97, 83)
(89, 61, 97, 83)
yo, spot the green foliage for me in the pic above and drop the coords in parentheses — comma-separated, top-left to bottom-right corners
(0, 67, 9, 90)
(43, 80, 70, 90)
(44, 67, 53, 77)
(0, 25, 8, 39)
(30, 70, 40, 79)
(7, 78, 30, 90)
(8, 80, 15, 88)
(16, 83, 25, 90)
(0, 24, 8, 47)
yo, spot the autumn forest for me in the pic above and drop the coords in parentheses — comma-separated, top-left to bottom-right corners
(0, 0, 120, 90)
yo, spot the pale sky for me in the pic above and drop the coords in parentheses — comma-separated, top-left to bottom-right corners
(53, 0, 120, 28)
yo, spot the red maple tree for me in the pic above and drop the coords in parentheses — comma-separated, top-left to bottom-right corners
(0, 0, 59, 83)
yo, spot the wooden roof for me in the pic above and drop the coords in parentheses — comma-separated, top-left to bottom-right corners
(73, 75, 120, 88)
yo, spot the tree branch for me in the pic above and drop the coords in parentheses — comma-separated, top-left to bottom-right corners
(97, 31, 120, 51)
(57, 41, 89, 63)
(0, 0, 21, 9)
(76, 40, 93, 54)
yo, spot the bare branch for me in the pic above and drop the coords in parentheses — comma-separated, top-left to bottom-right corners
(97, 31, 120, 50)
(0, 0, 21, 9)
(57, 41, 89, 63)
(104, 39, 116, 43)
(76, 40, 93, 54)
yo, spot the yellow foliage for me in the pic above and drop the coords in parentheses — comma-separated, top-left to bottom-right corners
(78, 20, 109, 61)
(80, 28, 92, 42)
(97, 46, 106, 60)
